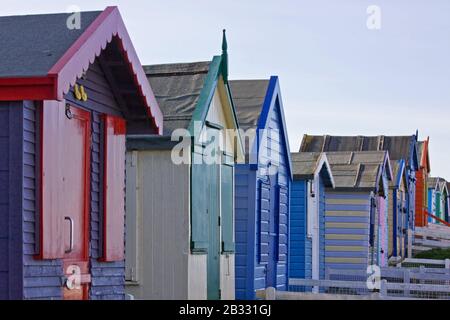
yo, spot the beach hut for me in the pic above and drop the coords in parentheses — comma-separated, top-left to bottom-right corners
(416, 138, 431, 226)
(228, 77, 292, 299)
(289, 152, 334, 285)
(324, 151, 393, 269)
(388, 160, 409, 258)
(447, 183, 450, 223)
(125, 33, 244, 300)
(0, 7, 162, 300)
(300, 135, 419, 257)
(438, 180, 448, 224)
(427, 177, 439, 223)
(427, 177, 448, 224)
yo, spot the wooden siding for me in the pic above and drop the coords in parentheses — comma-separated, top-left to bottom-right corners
(289, 180, 310, 278)
(23, 58, 126, 300)
(318, 178, 326, 279)
(125, 150, 191, 299)
(388, 190, 394, 257)
(234, 164, 256, 300)
(324, 192, 370, 270)
(415, 169, 427, 227)
(256, 100, 289, 291)
(89, 111, 125, 300)
(64, 61, 123, 117)
(0, 102, 25, 299)
(20, 101, 64, 300)
(65, 59, 125, 300)
(234, 96, 290, 299)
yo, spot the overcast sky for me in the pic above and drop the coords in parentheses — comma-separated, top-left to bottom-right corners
(4, 0, 450, 179)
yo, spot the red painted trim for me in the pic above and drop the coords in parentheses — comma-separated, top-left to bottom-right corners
(0, 6, 163, 134)
(48, 6, 162, 134)
(37, 101, 45, 260)
(69, 106, 91, 265)
(0, 76, 56, 101)
(48, 7, 116, 76)
(425, 210, 450, 227)
(100, 114, 126, 262)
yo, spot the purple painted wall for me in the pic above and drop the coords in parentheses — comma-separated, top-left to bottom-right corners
(0, 102, 24, 299)
(0, 55, 127, 299)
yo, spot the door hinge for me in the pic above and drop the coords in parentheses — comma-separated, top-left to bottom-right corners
(218, 216, 221, 226)
(218, 289, 222, 300)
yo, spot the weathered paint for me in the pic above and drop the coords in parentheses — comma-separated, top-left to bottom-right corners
(0, 7, 160, 300)
(125, 82, 239, 300)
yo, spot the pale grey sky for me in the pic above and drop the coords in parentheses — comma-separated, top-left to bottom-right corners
(4, 0, 450, 179)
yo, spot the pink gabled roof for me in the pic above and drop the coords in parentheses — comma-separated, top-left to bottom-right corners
(0, 6, 163, 134)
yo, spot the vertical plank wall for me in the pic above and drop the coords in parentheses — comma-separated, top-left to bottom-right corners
(0, 102, 24, 299)
(234, 98, 290, 299)
(65, 60, 126, 300)
(318, 177, 326, 279)
(256, 100, 289, 293)
(125, 150, 191, 299)
(324, 192, 371, 270)
(22, 101, 63, 299)
(289, 180, 311, 279)
(234, 165, 257, 299)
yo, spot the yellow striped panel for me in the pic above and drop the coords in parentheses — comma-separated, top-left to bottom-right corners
(325, 257, 366, 264)
(326, 198, 369, 205)
(325, 211, 368, 217)
(326, 246, 367, 252)
(326, 234, 366, 240)
(325, 222, 367, 229)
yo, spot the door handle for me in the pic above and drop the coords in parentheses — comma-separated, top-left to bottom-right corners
(65, 217, 74, 254)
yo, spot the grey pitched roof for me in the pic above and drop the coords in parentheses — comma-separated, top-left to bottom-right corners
(0, 11, 102, 77)
(291, 152, 334, 187)
(325, 151, 389, 191)
(427, 177, 439, 189)
(143, 62, 210, 136)
(229, 80, 269, 131)
(428, 177, 448, 192)
(291, 152, 321, 178)
(300, 135, 413, 161)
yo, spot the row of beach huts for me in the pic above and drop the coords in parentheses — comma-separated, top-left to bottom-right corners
(0, 7, 448, 300)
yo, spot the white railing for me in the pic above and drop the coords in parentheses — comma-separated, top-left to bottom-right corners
(256, 263, 450, 300)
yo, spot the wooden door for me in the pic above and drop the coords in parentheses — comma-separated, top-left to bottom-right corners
(377, 197, 387, 267)
(205, 125, 221, 300)
(61, 105, 91, 300)
(266, 173, 279, 288)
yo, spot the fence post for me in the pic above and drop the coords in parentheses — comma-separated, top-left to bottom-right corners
(266, 287, 276, 300)
(407, 229, 413, 258)
(403, 269, 411, 297)
(380, 279, 387, 299)
(419, 265, 425, 285)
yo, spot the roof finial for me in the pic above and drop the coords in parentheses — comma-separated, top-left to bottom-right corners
(222, 29, 228, 53)
(415, 129, 419, 140)
(221, 29, 228, 83)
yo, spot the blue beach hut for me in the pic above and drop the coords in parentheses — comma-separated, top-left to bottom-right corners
(229, 77, 292, 299)
(289, 152, 335, 284)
